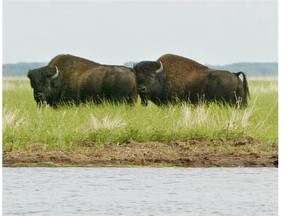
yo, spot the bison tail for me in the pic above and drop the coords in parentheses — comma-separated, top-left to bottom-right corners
(235, 72, 250, 98)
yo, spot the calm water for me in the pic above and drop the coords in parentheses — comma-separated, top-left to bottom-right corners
(3, 168, 277, 216)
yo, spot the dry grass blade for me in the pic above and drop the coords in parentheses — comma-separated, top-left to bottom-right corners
(3, 107, 25, 130)
(90, 113, 127, 129)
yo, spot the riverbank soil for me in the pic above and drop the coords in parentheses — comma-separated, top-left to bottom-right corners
(3, 137, 278, 167)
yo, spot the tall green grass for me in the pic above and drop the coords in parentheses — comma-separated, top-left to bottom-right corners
(2, 78, 278, 151)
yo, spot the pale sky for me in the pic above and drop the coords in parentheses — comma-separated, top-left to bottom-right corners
(2, 0, 278, 65)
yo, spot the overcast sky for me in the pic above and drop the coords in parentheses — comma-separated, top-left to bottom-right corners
(3, 0, 277, 65)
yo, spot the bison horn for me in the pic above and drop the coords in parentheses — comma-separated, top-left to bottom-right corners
(155, 61, 163, 74)
(51, 66, 59, 79)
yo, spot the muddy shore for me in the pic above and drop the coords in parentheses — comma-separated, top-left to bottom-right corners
(3, 137, 278, 167)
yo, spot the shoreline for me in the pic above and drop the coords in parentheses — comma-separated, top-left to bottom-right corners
(3, 138, 278, 168)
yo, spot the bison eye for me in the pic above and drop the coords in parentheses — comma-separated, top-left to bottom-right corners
(138, 78, 146, 84)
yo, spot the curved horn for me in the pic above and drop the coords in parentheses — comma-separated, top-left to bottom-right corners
(51, 66, 59, 79)
(155, 61, 163, 74)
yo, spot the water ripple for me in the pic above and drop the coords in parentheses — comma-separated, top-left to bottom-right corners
(3, 168, 277, 216)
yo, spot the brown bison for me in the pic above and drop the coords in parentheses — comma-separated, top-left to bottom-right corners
(27, 54, 137, 107)
(133, 54, 250, 107)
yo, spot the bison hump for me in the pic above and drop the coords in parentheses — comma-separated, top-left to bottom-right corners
(158, 53, 208, 70)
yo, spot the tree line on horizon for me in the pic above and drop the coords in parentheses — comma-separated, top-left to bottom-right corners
(2, 61, 278, 77)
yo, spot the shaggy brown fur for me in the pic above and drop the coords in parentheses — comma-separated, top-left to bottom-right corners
(77, 65, 137, 104)
(134, 53, 250, 107)
(28, 54, 137, 107)
(158, 54, 249, 106)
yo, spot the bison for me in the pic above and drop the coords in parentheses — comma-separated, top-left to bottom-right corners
(27, 54, 137, 107)
(133, 54, 250, 107)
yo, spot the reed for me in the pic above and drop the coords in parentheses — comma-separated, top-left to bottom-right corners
(2, 78, 278, 151)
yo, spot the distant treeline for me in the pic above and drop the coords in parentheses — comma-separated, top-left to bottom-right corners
(206, 62, 278, 77)
(2, 62, 278, 77)
(125, 62, 278, 77)
(2, 62, 47, 77)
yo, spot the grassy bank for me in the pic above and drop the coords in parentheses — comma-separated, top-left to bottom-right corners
(2, 78, 278, 166)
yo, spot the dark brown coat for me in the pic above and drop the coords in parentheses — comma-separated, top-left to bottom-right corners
(134, 53, 249, 107)
(28, 54, 137, 107)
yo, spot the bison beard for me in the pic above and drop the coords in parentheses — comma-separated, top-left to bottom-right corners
(140, 93, 148, 106)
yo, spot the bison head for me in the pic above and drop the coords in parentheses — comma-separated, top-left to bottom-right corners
(133, 61, 165, 106)
(27, 66, 61, 107)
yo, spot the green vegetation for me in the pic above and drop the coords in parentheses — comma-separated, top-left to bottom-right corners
(3, 62, 46, 77)
(3, 78, 278, 152)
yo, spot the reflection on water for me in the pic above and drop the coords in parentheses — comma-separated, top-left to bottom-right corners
(3, 168, 277, 216)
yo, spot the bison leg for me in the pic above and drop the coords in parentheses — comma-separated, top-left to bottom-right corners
(140, 94, 148, 106)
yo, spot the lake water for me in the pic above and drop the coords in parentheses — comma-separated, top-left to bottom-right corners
(3, 168, 277, 216)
